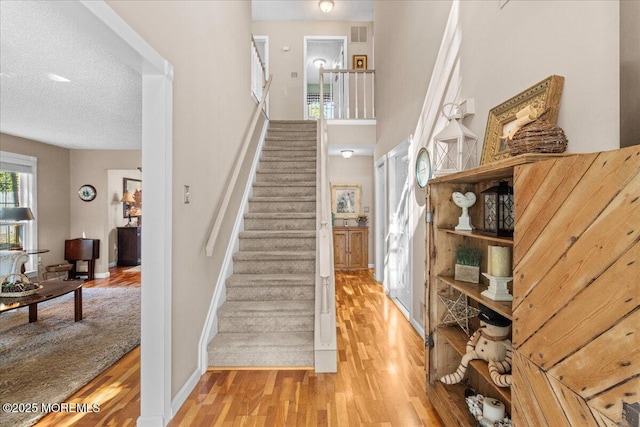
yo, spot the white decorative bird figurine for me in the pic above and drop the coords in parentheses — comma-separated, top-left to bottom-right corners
(452, 191, 476, 231)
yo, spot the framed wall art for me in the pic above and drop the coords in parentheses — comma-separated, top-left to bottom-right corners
(123, 178, 142, 218)
(353, 55, 367, 70)
(480, 75, 564, 165)
(331, 183, 361, 219)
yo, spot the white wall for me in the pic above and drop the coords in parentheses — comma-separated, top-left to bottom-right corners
(328, 155, 374, 265)
(106, 0, 255, 398)
(252, 20, 373, 120)
(374, 0, 621, 337)
(621, 0, 640, 148)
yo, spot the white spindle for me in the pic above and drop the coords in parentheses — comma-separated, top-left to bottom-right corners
(363, 72, 367, 119)
(372, 72, 376, 119)
(355, 72, 359, 119)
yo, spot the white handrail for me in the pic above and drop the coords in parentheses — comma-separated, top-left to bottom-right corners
(205, 77, 272, 256)
(315, 68, 337, 371)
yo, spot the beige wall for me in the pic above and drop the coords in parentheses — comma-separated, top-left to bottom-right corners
(0, 133, 70, 269)
(106, 0, 255, 397)
(621, 0, 640, 148)
(328, 155, 374, 265)
(252, 20, 373, 120)
(69, 150, 142, 275)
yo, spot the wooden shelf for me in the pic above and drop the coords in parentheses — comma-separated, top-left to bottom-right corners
(427, 381, 475, 427)
(438, 275, 513, 320)
(428, 153, 573, 185)
(441, 228, 514, 245)
(439, 325, 512, 407)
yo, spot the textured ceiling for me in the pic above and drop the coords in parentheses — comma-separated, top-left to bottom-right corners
(0, 1, 142, 150)
(252, 0, 373, 21)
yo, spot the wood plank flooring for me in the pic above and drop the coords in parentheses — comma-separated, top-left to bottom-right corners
(35, 269, 442, 426)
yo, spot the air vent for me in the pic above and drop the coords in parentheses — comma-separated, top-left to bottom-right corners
(350, 26, 368, 43)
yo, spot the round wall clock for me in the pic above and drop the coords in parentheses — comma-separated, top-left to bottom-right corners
(78, 184, 97, 202)
(416, 147, 432, 188)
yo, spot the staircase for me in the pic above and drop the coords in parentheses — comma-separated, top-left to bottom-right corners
(208, 120, 317, 367)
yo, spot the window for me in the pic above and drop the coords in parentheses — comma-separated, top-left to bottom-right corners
(0, 151, 37, 273)
(306, 92, 334, 119)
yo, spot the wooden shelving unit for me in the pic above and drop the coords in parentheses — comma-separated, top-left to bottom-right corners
(424, 155, 569, 425)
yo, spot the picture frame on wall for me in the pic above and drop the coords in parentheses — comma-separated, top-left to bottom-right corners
(123, 178, 142, 218)
(331, 183, 361, 219)
(480, 75, 564, 165)
(353, 55, 367, 70)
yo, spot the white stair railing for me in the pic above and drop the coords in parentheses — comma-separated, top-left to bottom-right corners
(314, 70, 337, 372)
(318, 69, 375, 120)
(251, 36, 266, 102)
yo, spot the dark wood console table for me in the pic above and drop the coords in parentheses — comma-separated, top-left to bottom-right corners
(0, 279, 84, 323)
(65, 238, 100, 281)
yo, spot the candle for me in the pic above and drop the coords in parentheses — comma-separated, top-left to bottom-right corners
(490, 246, 512, 277)
(483, 398, 506, 422)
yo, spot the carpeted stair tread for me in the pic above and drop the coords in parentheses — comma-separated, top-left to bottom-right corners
(253, 182, 315, 187)
(209, 332, 313, 351)
(260, 156, 317, 162)
(207, 332, 313, 367)
(233, 250, 315, 261)
(239, 230, 316, 238)
(249, 196, 316, 202)
(244, 212, 316, 219)
(218, 300, 314, 316)
(263, 146, 316, 151)
(256, 168, 316, 174)
(226, 273, 315, 286)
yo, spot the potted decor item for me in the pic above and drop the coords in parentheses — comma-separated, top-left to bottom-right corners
(455, 246, 481, 283)
(357, 215, 368, 227)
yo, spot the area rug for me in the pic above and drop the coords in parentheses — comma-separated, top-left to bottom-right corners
(123, 265, 141, 273)
(0, 287, 141, 427)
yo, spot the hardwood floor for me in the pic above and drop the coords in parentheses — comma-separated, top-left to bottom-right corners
(35, 269, 443, 426)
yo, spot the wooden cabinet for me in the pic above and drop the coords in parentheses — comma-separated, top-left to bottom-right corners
(333, 226, 368, 270)
(425, 148, 640, 426)
(117, 227, 141, 266)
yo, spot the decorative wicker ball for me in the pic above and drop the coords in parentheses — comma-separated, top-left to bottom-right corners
(507, 119, 568, 156)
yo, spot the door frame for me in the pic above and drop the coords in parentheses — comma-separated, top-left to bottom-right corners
(303, 36, 347, 120)
(77, 2, 173, 425)
(374, 155, 388, 285)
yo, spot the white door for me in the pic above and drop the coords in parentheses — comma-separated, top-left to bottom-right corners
(374, 156, 387, 284)
(387, 140, 412, 315)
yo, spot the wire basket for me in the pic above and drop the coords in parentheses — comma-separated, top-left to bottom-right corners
(508, 119, 568, 156)
(0, 273, 42, 297)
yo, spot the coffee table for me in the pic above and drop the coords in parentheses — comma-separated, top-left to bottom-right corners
(0, 279, 84, 323)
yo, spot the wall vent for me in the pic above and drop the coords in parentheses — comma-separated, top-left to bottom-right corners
(350, 26, 367, 43)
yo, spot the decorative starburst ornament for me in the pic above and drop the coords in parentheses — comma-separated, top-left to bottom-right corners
(439, 293, 480, 335)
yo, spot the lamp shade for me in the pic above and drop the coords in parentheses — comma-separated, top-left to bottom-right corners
(0, 207, 35, 222)
(120, 191, 135, 203)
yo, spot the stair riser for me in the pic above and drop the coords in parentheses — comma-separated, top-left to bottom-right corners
(249, 200, 315, 213)
(252, 186, 315, 197)
(262, 149, 316, 158)
(259, 160, 316, 170)
(264, 139, 317, 148)
(226, 285, 314, 301)
(256, 172, 316, 183)
(244, 218, 316, 231)
(239, 237, 315, 251)
(208, 351, 313, 367)
(233, 259, 315, 274)
(218, 316, 314, 333)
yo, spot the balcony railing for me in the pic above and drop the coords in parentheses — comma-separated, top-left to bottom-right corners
(317, 69, 375, 120)
(251, 36, 266, 102)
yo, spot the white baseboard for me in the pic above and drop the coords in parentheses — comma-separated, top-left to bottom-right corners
(368, 263, 374, 268)
(411, 318, 425, 339)
(108, 262, 117, 268)
(136, 415, 164, 427)
(315, 349, 337, 373)
(171, 367, 201, 420)
(94, 271, 110, 279)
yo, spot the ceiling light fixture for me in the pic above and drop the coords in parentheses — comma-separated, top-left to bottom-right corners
(341, 150, 354, 159)
(47, 73, 71, 83)
(319, 0, 334, 13)
(314, 58, 326, 68)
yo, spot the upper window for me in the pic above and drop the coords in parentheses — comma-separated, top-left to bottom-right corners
(0, 151, 38, 273)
